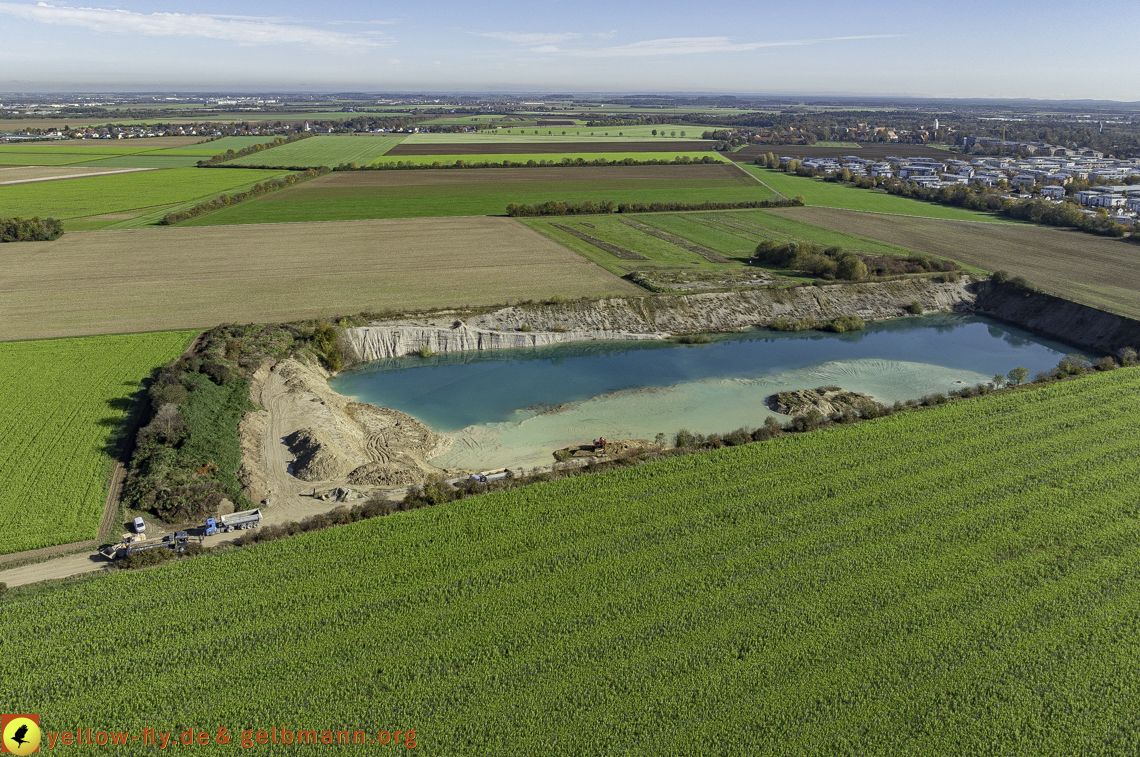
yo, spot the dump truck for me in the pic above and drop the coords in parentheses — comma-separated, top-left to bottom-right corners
(205, 508, 262, 536)
(100, 531, 191, 560)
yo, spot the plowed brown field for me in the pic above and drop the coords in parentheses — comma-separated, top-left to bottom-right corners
(1, 217, 639, 341)
(772, 206, 1140, 318)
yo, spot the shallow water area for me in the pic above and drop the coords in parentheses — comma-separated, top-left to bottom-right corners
(330, 314, 1085, 470)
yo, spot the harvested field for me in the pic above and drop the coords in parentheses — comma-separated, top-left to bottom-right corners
(386, 141, 714, 155)
(732, 143, 956, 162)
(0, 165, 154, 185)
(303, 163, 742, 187)
(178, 165, 770, 226)
(773, 206, 1140, 318)
(1, 217, 640, 341)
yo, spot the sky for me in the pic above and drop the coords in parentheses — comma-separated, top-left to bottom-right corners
(2, 0, 1139, 100)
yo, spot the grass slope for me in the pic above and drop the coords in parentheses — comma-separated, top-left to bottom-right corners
(224, 135, 405, 167)
(743, 165, 1010, 222)
(0, 331, 196, 554)
(4, 370, 1140, 754)
(180, 177, 775, 225)
(0, 167, 287, 219)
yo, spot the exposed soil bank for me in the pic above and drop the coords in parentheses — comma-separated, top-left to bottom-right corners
(975, 281, 1140, 354)
(343, 277, 977, 361)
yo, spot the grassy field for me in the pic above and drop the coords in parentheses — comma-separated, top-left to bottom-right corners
(177, 164, 773, 225)
(0, 136, 209, 166)
(742, 165, 1010, 221)
(775, 206, 1140, 319)
(0, 331, 196, 554)
(522, 208, 927, 278)
(5, 369, 1140, 754)
(1, 217, 639, 340)
(0, 167, 286, 221)
(401, 127, 701, 142)
(223, 135, 406, 167)
(374, 151, 725, 166)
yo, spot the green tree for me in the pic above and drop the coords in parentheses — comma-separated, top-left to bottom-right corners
(992, 374, 1006, 388)
(1007, 367, 1029, 386)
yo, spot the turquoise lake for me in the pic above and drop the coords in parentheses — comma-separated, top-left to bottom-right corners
(330, 314, 1086, 470)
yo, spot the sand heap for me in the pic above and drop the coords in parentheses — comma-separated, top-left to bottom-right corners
(239, 359, 446, 506)
(768, 387, 880, 417)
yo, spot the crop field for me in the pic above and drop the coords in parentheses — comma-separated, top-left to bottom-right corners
(0, 136, 209, 166)
(0, 331, 196, 554)
(0, 167, 287, 221)
(177, 164, 772, 226)
(152, 136, 285, 156)
(386, 140, 713, 156)
(376, 151, 728, 167)
(0, 165, 154, 185)
(775, 206, 1140, 318)
(5, 369, 1140, 753)
(523, 208, 925, 277)
(223, 135, 406, 167)
(1, 217, 639, 340)
(400, 127, 700, 143)
(743, 165, 1008, 221)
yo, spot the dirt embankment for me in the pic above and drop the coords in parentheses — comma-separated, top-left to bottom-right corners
(343, 277, 977, 361)
(974, 281, 1140, 354)
(238, 359, 448, 512)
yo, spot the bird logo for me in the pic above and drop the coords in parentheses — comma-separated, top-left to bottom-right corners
(1, 715, 40, 755)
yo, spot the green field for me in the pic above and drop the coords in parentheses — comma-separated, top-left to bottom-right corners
(745, 166, 1009, 222)
(178, 170, 771, 226)
(0, 138, 211, 167)
(402, 126, 700, 142)
(223, 135, 406, 167)
(523, 209, 926, 277)
(0, 331, 196, 554)
(0, 167, 287, 220)
(378, 151, 722, 165)
(152, 136, 285, 156)
(5, 369, 1140, 753)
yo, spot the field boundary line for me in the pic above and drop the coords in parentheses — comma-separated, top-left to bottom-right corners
(724, 160, 785, 198)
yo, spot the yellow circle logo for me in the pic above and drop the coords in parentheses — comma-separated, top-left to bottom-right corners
(2, 717, 40, 755)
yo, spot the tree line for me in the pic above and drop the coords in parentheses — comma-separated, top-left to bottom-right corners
(159, 169, 328, 225)
(1, 216, 63, 242)
(506, 197, 805, 217)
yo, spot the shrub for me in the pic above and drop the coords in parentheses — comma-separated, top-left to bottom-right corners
(822, 315, 866, 333)
(120, 547, 177, 570)
(1, 216, 63, 242)
(904, 300, 924, 315)
(418, 344, 435, 358)
(0, 581, 6, 596)
(674, 429, 696, 448)
(1117, 347, 1138, 367)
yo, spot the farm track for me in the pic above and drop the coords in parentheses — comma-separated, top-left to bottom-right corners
(0, 166, 156, 184)
(618, 218, 731, 263)
(549, 223, 648, 260)
(771, 206, 1140, 318)
(386, 141, 714, 155)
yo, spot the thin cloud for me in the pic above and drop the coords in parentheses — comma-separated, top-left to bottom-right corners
(0, 2, 388, 47)
(544, 34, 901, 58)
(477, 31, 581, 45)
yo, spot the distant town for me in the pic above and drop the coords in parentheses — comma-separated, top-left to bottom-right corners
(786, 146, 1140, 222)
